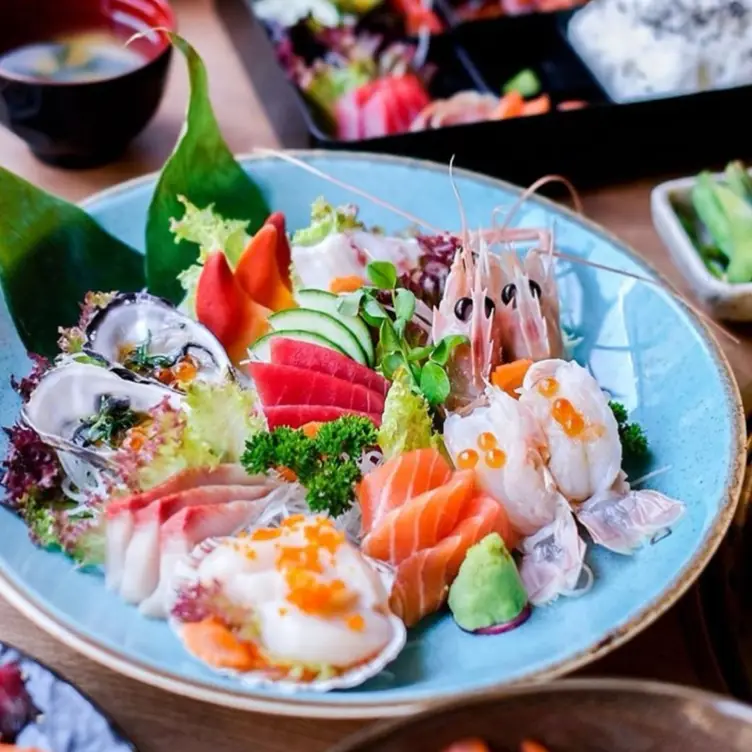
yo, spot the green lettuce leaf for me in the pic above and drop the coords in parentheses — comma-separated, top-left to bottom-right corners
(291, 196, 366, 246)
(146, 33, 269, 302)
(0, 168, 145, 357)
(377, 367, 441, 459)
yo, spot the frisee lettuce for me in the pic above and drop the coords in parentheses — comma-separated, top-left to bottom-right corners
(291, 197, 365, 247)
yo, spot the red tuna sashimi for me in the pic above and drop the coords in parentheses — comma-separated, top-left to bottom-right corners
(357, 448, 453, 535)
(389, 494, 513, 627)
(270, 338, 389, 397)
(139, 499, 268, 619)
(264, 405, 382, 430)
(119, 484, 272, 605)
(248, 362, 386, 413)
(104, 464, 265, 591)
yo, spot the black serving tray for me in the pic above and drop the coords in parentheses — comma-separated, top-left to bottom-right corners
(216, 0, 752, 187)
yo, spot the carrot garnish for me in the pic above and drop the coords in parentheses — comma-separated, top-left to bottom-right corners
(495, 90, 525, 119)
(329, 275, 366, 294)
(182, 618, 259, 671)
(491, 359, 533, 396)
(521, 94, 552, 117)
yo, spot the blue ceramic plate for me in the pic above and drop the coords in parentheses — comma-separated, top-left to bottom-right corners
(0, 152, 745, 719)
(0, 641, 136, 750)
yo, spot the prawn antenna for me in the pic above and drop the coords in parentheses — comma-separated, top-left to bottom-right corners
(499, 175, 584, 231)
(252, 148, 441, 232)
(448, 154, 470, 251)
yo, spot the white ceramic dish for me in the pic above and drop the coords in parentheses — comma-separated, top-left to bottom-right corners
(651, 172, 752, 322)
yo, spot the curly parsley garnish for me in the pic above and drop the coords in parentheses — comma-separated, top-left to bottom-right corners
(609, 401, 649, 461)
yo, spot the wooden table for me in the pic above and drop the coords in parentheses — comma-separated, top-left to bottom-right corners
(0, 1, 748, 749)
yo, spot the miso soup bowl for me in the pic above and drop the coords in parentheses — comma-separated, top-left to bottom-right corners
(332, 679, 752, 752)
(0, 0, 175, 168)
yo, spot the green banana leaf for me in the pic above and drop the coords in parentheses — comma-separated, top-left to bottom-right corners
(0, 168, 145, 357)
(145, 33, 270, 302)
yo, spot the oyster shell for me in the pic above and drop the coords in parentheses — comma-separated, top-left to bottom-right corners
(84, 292, 233, 389)
(169, 518, 407, 693)
(22, 362, 180, 470)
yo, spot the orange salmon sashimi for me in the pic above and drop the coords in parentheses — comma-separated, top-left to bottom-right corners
(357, 448, 453, 535)
(389, 494, 514, 627)
(362, 470, 477, 564)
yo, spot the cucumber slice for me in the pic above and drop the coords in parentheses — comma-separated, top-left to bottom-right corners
(248, 330, 346, 363)
(296, 288, 375, 366)
(268, 308, 368, 364)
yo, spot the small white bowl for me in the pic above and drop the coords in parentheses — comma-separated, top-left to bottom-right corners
(651, 172, 752, 321)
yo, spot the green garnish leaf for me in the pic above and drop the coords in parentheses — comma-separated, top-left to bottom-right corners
(431, 334, 469, 366)
(75, 396, 141, 448)
(367, 260, 397, 290)
(407, 345, 433, 361)
(503, 68, 541, 98)
(609, 400, 649, 461)
(394, 288, 416, 324)
(146, 33, 269, 302)
(420, 361, 451, 406)
(0, 168, 145, 357)
(291, 197, 366, 246)
(337, 289, 364, 317)
(241, 416, 377, 517)
(379, 319, 401, 353)
(381, 351, 406, 380)
(362, 297, 389, 325)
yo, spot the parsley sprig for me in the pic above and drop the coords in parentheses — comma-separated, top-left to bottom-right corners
(339, 261, 466, 406)
(609, 401, 649, 461)
(241, 416, 377, 517)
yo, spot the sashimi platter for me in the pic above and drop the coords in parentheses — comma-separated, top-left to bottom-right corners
(0, 34, 745, 717)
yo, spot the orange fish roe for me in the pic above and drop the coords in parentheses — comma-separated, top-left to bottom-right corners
(122, 428, 146, 451)
(538, 377, 559, 397)
(552, 397, 586, 438)
(284, 569, 355, 616)
(174, 357, 199, 382)
(281, 514, 307, 528)
(477, 432, 497, 451)
(250, 528, 283, 542)
(484, 448, 507, 469)
(304, 521, 345, 554)
(457, 449, 479, 469)
(346, 614, 366, 632)
(277, 543, 324, 574)
(278, 607, 288, 617)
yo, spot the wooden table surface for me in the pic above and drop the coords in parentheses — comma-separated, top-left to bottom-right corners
(0, 1, 749, 750)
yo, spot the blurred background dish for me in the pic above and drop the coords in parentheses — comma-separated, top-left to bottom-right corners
(330, 679, 752, 752)
(0, 0, 175, 168)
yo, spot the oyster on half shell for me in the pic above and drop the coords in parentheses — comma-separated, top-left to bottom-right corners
(84, 292, 233, 390)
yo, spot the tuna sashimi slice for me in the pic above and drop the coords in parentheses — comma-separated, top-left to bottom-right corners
(139, 499, 269, 619)
(270, 338, 389, 397)
(361, 470, 476, 564)
(357, 448, 453, 536)
(119, 484, 272, 605)
(248, 362, 386, 413)
(389, 494, 512, 627)
(264, 405, 382, 430)
(104, 464, 264, 591)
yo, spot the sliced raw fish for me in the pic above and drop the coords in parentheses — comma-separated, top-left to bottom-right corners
(264, 405, 382, 430)
(361, 470, 477, 563)
(576, 487, 685, 555)
(270, 339, 389, 397)
(139, 498, 271, 618)
(357, 448, 453, 535)
(119, 484, 272, 605)
(389, 494, 510, 627)
(248, 363, 386, 413)
(104, 464, 264, 591)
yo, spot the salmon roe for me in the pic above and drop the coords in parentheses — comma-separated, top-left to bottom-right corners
(477, 432, 497, 450)
(284, 570, 355, 616)
(551, 398, 586, 437)
(174, 357, 199, 382)
(346, 614, 366, 632)
(250, 528, 282, 542)
(484, 448, 507, 469)
(538, 377, 559, 397)
(457, 449, 479, 469)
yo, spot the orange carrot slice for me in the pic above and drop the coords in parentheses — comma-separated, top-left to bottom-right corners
(276, 466, 298, 483)
(301, 422, 324, 439)
(235, 225, 296, 312)
(182, 618, 258, 671)
(491, 359, 533, 397)
(264, 211, 292, 289)
(196, 251, 270, 363)
(521, 94, 551, 117)
(495, 90, 525, 119)
(329, 275, 366, 294)
(441, 738, 491, 752)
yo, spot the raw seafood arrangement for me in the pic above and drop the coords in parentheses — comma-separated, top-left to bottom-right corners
(0, 34, 687, 692)
(672, 159, 752, 283)
(255, 0, 595, 141)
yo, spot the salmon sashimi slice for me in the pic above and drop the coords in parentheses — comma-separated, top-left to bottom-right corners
(362, 470, 477, 564)
(104, 464, 265, 591)
(119, 484, 272, 605)
(357, 448, 453, 535)
(389, 494, 513, 627)
(139, 499, 270, 619)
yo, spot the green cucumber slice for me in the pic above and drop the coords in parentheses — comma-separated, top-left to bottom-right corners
(247, 330, 346, 363)
(296, 288, 375, 366)
(268, 308, 368, 364)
